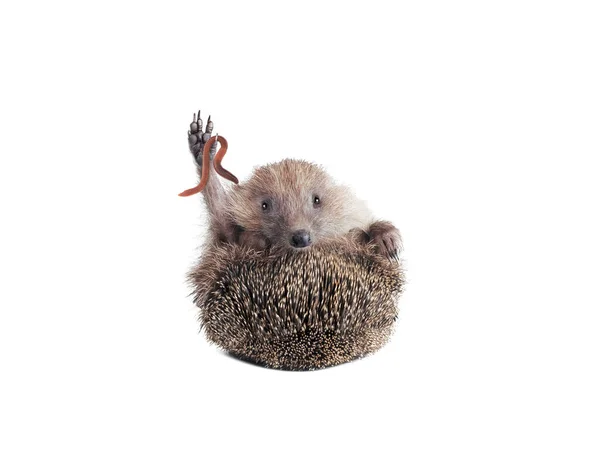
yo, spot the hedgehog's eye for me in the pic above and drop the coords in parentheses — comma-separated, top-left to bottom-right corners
(313, 195, 321, 208)
(261, 200, 271, 212)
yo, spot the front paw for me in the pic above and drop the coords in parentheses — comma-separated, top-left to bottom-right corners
(188, 110, 216, 167)
(366, 221, 402, 261)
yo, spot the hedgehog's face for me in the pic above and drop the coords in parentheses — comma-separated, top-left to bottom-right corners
(229, 159, 355, 250)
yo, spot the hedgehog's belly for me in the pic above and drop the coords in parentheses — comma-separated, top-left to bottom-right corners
(194, 248, 404, 370)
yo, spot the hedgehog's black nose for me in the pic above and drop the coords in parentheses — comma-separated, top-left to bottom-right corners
(290, 230, 312, 248)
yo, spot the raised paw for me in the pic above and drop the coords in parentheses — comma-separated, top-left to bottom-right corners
(188, 110, 217, 166)
(366, 221, 403, 261)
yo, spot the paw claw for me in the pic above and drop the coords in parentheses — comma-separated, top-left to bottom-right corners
(366, 221, 402, 262)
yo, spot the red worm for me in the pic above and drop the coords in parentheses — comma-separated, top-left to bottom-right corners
(178, 135, 238, 197)
(212, 136, 239, 184)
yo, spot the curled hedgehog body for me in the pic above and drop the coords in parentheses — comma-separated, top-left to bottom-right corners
(183, 112, 405, 370)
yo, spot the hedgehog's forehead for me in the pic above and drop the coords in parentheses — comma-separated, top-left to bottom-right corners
(243, 159, 331, 197)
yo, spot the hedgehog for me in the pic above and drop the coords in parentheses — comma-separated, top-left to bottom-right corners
(182, 111, 405, 370)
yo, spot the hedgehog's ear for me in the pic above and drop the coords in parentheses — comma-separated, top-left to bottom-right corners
(232, 224, 270, 249)
(237, 230, 269, 250)
(215, 220, 240, 245)
(232, 224, 246, 243)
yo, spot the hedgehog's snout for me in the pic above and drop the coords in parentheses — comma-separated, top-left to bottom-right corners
(290, 230, 312, 248)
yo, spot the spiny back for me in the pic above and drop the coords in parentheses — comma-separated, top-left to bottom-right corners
(190, 240, 404, 370)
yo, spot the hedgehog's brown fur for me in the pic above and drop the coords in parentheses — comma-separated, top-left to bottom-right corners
(208, 158, 378, 252)
(189, 234, 404, 370)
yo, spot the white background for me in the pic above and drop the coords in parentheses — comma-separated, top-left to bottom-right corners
(1, 1, 599, 449)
